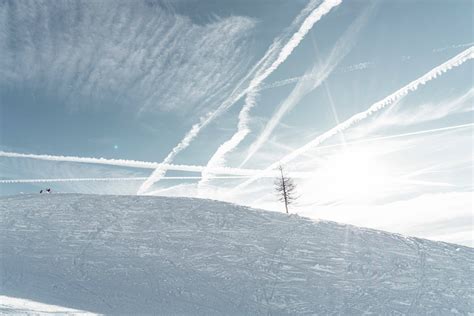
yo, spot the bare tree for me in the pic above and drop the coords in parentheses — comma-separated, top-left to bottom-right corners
(274, 165, 297, 214)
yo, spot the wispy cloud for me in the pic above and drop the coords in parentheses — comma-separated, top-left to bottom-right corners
(231, 47, 474, 193)
(0, 0, 255, 115)
(371, 88, 474, 128)
(198, 0, 343, 190)
(137, 0, 343, 195)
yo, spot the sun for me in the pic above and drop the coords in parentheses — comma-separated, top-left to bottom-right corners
(315, 147, 389, 203)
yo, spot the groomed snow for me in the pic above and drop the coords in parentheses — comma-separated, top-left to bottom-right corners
(1, 194, 473, 314)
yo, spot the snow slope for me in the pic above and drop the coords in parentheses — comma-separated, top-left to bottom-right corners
(0, 295, 97, 315)
(1, 194, 472, 315)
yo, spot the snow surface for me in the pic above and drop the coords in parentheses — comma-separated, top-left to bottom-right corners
(0, 295, 97, 315)
(1, 194, 473, 315)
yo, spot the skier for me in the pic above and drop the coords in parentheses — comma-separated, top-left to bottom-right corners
(40, 190, 43, 194)
(46, 188, 51, 193)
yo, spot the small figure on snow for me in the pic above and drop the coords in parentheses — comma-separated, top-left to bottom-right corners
(46, 188, 51, 193)
(40, 190, 43, 194)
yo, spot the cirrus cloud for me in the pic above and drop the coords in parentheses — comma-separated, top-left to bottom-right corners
(0, 0, 256, 115)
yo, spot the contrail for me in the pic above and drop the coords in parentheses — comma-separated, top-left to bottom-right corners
(0, 177, 148, 184)
(5, 124, 470, 185)
(290, 122, 474, 172)
(1, 173, 322, 184)
(261, 43, 474, 91)
(241, 6, 372, 167)
(137, 0, 342, 194)
(0, 175, 258, 184)
(432, 42, 474, 53)
(259, 61, 373, 91)
(135, 51, 277, 193)
(135, 0, 328, 195)
(199, 0, 343, 189)
(298, 123, 474, 153)
(263, 123, 474, 183)
(230, 47, 474, 193)
(0, 151, 263, 176)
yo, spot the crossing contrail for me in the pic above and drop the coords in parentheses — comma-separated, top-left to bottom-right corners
(229, 47, 474, 193)
(3, 124, 470, 185)
(199, 0, 343, 188)
(241, 6, 372, 166)
(135, 0, 330, 195)
(231, 122, 473, 197)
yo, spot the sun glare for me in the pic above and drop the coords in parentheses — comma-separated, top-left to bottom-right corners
(315, 147, 389, 202)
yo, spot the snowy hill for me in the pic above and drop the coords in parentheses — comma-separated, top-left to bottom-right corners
(1, 194, 473, 315)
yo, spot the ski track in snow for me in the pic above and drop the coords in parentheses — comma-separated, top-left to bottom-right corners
(0, 194, 473, 315)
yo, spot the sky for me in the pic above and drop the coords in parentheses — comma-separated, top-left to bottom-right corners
(0, 0, 473, 246)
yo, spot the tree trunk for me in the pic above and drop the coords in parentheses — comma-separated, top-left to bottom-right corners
(280, 167, 289, 214)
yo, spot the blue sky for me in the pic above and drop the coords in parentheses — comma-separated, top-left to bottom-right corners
(1, 0, 473, 245)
